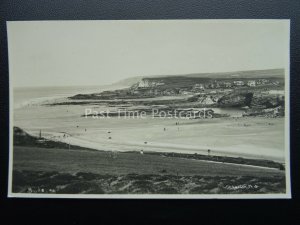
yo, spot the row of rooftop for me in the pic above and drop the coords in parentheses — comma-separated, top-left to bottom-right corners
(193, 79, 280, 89)
(134, 78, 280, 90)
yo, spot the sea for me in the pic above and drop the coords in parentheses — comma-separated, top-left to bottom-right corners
(13, 85, 118, 109)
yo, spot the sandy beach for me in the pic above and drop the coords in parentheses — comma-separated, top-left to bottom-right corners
(13, 87, 285, 163)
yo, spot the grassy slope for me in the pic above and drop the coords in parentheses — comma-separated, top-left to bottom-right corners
(13, 146, 285, 194)
(14, 146, 284, 177)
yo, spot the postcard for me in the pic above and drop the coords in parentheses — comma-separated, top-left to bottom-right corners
(7, 20, 290, 198)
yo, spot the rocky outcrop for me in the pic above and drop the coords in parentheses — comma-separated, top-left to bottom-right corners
(132, 79, 165, 88)
(198, 96, 216, 105)
(251, 93, 284, 108)
(217, 92, 285, 109)
(243, 106, 284, 117)
(218, 93, 253, 107)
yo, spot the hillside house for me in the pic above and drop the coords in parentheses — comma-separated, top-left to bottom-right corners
(233, 81, 244, 86)
(256, 79, 269, 85)
(223, 82, 232, 88)
(247, 80, 256, 87)
(193, 83, 205, 90)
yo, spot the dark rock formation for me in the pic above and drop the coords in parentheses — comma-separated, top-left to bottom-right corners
(251, 94, 284, 109)
(218, 93, 253, 107)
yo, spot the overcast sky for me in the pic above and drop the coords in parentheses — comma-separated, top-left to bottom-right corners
(7, 20, 289, 87)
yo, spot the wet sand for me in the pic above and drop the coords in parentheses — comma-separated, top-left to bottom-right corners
(14, 97, 285, 162)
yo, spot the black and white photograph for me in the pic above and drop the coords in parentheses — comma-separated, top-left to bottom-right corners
(7, 20, 290, 198)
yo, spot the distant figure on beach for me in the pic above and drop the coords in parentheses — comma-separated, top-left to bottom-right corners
(208, 149, 211, 156)
(164, 127, 166, 131)
(85, 128, 87, 132)
(109, 151, 117, 159)
(140, 150, 144, 155)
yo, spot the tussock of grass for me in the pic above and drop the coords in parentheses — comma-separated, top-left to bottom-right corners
(57, 181, 99, 194)
(13, 170, 286, 195)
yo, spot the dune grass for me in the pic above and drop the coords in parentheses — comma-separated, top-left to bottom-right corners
(12, 146, 285, 194)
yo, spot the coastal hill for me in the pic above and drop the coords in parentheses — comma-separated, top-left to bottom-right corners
(112, 76, 144, 87)
(68, 68, 285, 112)
(182, 68, 284, 79)
(112, 68, 284, 88)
